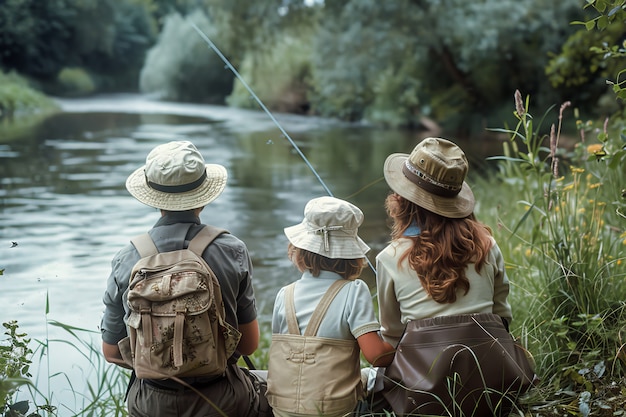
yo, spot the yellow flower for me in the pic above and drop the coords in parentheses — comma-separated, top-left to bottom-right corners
(525, 248, 532, 257)
(589, 183, 601, 189)
(563, 184, 575, 191)
(586, 144, 604, 155)
(555, 176, 565, 182)
(571, 167, 585, 174)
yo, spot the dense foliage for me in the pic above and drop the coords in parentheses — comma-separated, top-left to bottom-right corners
(1, 0, 625, 130)
(0, 0, 157, 93)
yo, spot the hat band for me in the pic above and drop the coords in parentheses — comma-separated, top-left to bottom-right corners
(402, 160, 461, 197)
(146, 170, 207, 194)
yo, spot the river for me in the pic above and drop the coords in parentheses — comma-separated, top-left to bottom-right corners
(0, 94, 500, 414)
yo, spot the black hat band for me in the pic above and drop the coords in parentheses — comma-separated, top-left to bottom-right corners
(146, 170, 207, 193)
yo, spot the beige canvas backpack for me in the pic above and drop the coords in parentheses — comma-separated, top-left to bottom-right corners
(118, 225, 241, 379)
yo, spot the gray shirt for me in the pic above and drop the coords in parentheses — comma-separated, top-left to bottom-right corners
(100, 212, 257, 347)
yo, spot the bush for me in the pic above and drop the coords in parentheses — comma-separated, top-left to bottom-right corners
(226, 32, 313, 114)
(139, 10, 233, 103)
(0, 71, 59, 121)
(0, 321, 33, 415)
(55, 67, 96, 97)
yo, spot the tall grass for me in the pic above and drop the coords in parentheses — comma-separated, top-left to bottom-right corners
(1, 293, 129, 417)
(474, 90, 626, 414)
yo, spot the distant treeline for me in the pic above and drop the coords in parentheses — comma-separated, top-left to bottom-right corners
(1, 0, 624, 131)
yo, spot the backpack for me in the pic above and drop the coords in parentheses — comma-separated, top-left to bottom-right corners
(117, 225, 242, 380)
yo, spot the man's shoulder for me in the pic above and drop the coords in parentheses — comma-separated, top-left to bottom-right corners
(199, 226, 250, 262)
(205, 226, 246, 247)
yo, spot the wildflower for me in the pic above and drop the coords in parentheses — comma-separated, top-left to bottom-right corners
(571, 167, 585, 174)
(563, 184, 575, 191)
(514, 90, 525, 117)
(555, 176, 565, 182)
(587, 143, 604, 156)
(589, 183, 602, 189)
(525, 248, 532, 257)
(559, 101, 571, 120)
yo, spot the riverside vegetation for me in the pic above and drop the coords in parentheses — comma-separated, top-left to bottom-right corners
(2, 1, 625, 416)
(1, 91, 624, 416)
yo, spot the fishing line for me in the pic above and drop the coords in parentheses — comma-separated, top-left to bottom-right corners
(190, 23, 333, 197)
(190, 22, 377, 276)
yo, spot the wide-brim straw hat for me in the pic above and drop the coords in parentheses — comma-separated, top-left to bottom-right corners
(126, 140, 227, 211)
(284, 196, 371, 259)
(384, 137, 475, 218)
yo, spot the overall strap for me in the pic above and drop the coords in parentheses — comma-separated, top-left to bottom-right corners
(284, 283, 300, 335)
(188, 225, 229, 256)
(304, 280, 350, 337)
(283, 280, 350, 337)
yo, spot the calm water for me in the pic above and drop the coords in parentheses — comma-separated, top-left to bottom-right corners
(0, 94, 500, 412)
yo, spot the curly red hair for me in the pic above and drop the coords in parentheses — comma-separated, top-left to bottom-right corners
(384, 192, 493, 303)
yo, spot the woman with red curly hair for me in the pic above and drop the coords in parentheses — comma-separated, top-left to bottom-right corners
(362, 138, 532, 417)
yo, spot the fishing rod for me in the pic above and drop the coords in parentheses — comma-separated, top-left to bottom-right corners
(190, 23, 378, 278)
(190, 23, 333, 197)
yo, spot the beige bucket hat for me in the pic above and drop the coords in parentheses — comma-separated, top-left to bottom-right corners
(284, 196, 371, 259)
(384, 137, 475, 218)
(126, 141, 227, 211)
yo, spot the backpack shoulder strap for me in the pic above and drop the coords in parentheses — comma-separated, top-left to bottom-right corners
(130, 233, 159, 257)
(304, 280, 350, 337)
(188, 225, 229, 256)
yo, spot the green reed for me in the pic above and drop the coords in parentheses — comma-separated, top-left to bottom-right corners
(473, 91, 626, 414)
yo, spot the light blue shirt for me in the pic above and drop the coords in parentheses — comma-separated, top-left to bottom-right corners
(272, 270, 381, 340)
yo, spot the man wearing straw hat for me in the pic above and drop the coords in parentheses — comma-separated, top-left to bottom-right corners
(100, 141, 271, 417)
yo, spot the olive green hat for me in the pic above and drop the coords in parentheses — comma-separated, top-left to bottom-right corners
(383, 137, 475, 218)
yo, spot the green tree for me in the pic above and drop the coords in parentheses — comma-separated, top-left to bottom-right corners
(0, 0, 157, 92)
(310, 0, 584, 131)
(140, 0, 313, 103)
(0, 0, 74, 80)
(139, 10, 234, 102)
(546, 0, 626, 116)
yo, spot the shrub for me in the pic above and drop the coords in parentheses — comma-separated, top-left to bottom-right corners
(226, 32, 313, 114)
(55, 67, 96, 97)
(139, 10, 233, 103)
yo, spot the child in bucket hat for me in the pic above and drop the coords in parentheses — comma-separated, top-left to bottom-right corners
(266, 196, 395, 417)
(364, 137, 519, 416)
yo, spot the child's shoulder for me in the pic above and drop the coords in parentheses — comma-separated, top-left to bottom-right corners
(345, 278, 373, 296)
